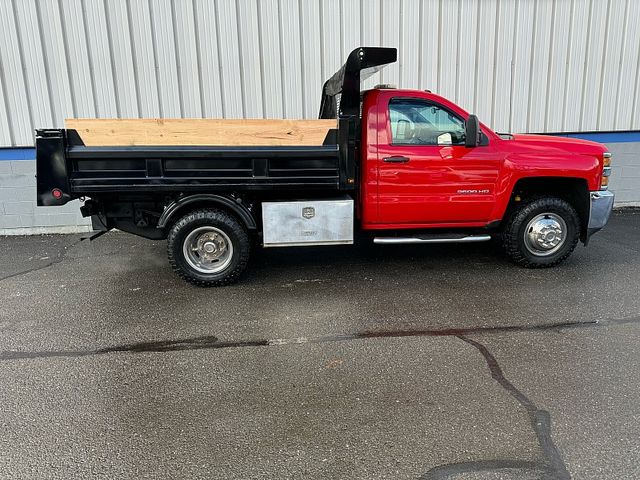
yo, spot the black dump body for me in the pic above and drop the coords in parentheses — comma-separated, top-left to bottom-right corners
(35, 124, 355, 207)
(35, 47, 397, 238)
(35, 123, 359, 239)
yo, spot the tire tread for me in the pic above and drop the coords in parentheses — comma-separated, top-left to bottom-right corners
(501, 196, 580, 268)
(167, 209, 250, 287)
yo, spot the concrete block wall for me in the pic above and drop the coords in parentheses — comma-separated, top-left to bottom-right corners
(605, 141, 640, 206)
(0, 152, 91, 235)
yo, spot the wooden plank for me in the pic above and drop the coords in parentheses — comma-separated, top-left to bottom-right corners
(65, 118, 337, 146)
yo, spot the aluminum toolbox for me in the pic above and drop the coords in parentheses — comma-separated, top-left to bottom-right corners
(262, 198, 354, 247)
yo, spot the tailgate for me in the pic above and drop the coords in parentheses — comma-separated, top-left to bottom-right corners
(35, 129, 73, 206)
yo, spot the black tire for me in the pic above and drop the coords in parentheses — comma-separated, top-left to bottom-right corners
(167, 209, 251, 286)
(501, 196, 580, 268)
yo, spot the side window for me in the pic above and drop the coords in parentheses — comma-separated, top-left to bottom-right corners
(389, 99, 466, 146)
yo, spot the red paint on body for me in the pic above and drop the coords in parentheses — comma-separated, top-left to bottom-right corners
(359, 89, 607, 230)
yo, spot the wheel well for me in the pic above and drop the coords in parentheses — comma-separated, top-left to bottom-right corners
(507, 177, 590, 242)
(158, 195, 257, 235)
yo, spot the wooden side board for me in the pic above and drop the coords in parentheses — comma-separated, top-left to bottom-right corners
(65, 119, 338, 146)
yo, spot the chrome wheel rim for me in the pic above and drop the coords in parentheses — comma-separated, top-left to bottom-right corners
(183, 226, 233, 274)
(524, 213, 567, 257)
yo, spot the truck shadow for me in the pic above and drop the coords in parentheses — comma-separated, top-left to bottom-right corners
(249, 241, 507, 274)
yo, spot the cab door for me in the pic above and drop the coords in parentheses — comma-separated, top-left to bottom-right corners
(376, 96, 503, 225)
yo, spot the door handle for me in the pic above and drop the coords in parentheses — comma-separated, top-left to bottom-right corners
(383, 156, 410, 163)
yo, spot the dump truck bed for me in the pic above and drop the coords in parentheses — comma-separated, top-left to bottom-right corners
(66, 144, 342, 193)
(36, 48, 399, 208)
(36, 118, 357, 206)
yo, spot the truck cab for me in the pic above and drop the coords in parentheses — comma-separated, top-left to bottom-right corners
(35, 47, 614, 286)
(359, 87, 610, 233)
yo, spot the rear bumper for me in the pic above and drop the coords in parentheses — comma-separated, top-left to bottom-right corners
(586, 190, 614, 240)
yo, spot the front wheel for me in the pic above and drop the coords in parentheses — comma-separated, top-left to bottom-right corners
(167, 209, 251, 286)
(501, 197, 580, 268)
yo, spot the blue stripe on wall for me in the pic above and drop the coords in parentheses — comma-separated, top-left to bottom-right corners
(545, 131, 640, 143)
(0, 148, 36, 160)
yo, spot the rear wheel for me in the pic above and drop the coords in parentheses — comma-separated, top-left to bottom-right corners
(501, 197, 580, 268)
(167, 209, 250, 286)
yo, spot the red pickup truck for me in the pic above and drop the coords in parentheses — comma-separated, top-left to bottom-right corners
(36, 47, 614, 286)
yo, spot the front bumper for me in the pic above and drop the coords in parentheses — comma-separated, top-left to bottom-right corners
(586, 190, 615, 240)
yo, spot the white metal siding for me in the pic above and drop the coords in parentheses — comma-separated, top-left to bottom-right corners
(1, 0, 640, 147)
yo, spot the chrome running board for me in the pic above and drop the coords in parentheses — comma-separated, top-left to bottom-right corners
(373, 234, 492, 245)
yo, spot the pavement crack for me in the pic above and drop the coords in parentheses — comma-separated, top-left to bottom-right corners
(0, 335, 267, 360)
(1, 315, 639, 362)
(427, 335, 571, 480)
(0, 238, 82, 282)
(419, 460, 553, 479)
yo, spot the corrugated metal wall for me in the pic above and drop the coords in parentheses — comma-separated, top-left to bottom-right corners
(1, 0, 640, 147)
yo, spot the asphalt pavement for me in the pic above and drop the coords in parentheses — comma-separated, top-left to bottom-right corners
(1, 210, 639, 479)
